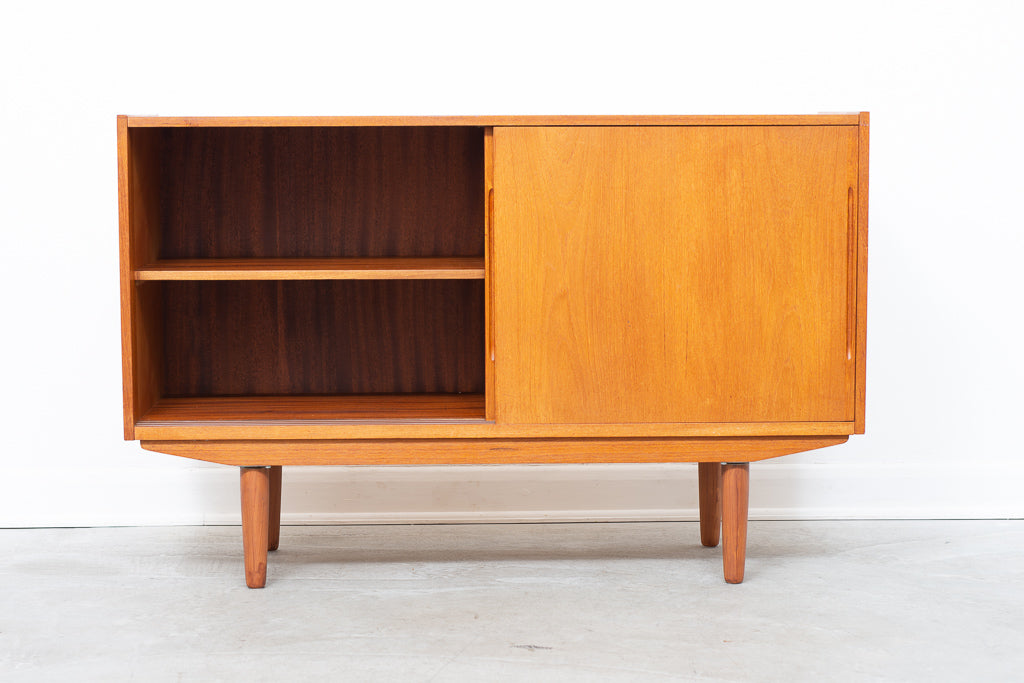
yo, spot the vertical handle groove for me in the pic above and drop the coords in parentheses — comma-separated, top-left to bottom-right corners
(846, 186, 857, 361)
(488, 186, 495, 363)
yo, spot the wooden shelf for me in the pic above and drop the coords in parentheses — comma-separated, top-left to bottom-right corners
(139, 394, 486, 424)
(135, 257, 485, 281)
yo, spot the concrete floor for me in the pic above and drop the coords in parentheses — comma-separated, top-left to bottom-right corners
(1, 521, 1022, 681)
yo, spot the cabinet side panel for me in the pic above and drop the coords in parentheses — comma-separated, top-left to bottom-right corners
(118, 117, 134, 438)
(855, 113, 870, 433)
(494, 126, 857, 425)
(119, 120, 164, 437)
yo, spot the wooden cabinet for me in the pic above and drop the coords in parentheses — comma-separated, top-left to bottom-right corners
(118, 114, 869, 587)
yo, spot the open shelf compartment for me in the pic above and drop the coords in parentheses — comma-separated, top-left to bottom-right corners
(127, 126, 485, 261)
(132, 279, 485, 424)
(123, 123, 489, 428)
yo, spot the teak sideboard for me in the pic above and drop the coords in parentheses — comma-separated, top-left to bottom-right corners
(118, 114, 869, 587)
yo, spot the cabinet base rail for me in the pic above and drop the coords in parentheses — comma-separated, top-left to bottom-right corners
(238, 462, 751, 588)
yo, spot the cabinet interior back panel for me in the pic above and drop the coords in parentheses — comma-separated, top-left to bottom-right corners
(161, 280, 484, 396)
(494, 125, 858, 424)
(148, 127, 484, 259)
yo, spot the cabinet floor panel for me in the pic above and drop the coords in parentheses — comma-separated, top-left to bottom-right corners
(140, 394, 486, 423)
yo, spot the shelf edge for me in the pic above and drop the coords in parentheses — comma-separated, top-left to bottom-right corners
(134, 258, 486, 281)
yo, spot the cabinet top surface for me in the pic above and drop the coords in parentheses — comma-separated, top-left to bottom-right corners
(122, 114, 866, 127)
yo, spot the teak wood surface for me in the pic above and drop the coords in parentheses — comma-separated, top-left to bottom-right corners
(494, 125, 858, 425)
(855, 113, 870, 433)
(721, 463, 750, 583)
(141, 436, 848, 466)
(120, 114, 866, 443)
(239, 467, 270, 588)
(142, 395, 486, 422)
(484, 128, 496, 421)
(126, 115, 861, 127)
(120, 117, 163, 439)
(698, 463, 723, 547)
(268, 466, 282, 552)
(135, 257, 485, 281)
(134, 420, 856, 441)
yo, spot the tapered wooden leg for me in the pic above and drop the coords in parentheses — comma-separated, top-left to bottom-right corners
(240, 466, 270, 589)
(698, 462, 722, 547)
(268, 466, 282, 552)
(721, 462, 750, 584)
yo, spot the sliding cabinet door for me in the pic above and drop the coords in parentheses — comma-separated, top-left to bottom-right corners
(493, 126, 858, 425)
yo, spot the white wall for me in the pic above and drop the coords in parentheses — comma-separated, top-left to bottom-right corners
(2, 0, 1022, 526)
